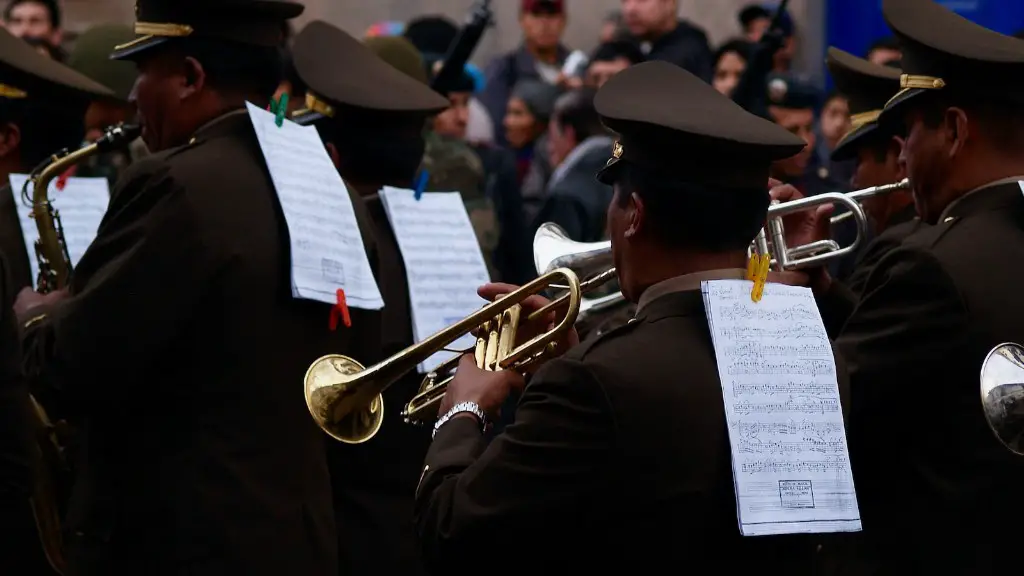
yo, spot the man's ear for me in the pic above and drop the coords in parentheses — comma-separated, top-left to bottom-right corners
(945, 107, 969, 159)
(324, 141, 342, 171)
(0, 122, 22, 159)
(625, 191, 644, 239)
(180, 56, 207, 100)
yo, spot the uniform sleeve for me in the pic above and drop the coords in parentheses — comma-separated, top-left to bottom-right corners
(414, 357, 615, 569)
(22, 164, 219, 400)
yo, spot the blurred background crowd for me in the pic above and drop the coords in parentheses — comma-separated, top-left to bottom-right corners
(6, 0, 1024, 287)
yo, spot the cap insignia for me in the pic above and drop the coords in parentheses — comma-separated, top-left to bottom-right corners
(612, 141, 623, 159)
(768, 78, 788, 104)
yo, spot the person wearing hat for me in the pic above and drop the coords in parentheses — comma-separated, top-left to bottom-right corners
(66, 23, 148, 188)
(288, 20, 450, 576)
(737, 3, 796, 73)
(826, 47, 917, 294)
(763, 73, 823, 193)
(12, 1, 350, 574)
(0, 26, 112, 295)
(775, 0, 1024, 572)
(414, 61, 844, 573)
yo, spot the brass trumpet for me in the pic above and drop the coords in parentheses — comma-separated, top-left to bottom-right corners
(980, 343, 1024, 456)
(829, 178, 911, 226)
(754, 191, 870, 270)
(305, 268, 609, 444)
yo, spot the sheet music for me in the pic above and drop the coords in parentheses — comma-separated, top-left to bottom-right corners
(379, 186, 491, 373)
(246, 102, 382, 310)
(8, 174, 109, 288)
(702, 280, 861, 536)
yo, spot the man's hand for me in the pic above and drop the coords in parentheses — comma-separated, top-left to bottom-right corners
(477, 283, 580, 362)
(768, 181, 834, 250)
(438, 354, 526, 418)
(14, 287, 68, 325)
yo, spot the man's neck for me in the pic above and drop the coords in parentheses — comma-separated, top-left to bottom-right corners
(632, 250, 748, 297)
(526, 43, 559, 64)
(938, 157, 1024, 214)
(644, 18, 678, 42)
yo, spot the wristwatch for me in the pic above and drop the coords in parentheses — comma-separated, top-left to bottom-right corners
(433, 401, 488, 438)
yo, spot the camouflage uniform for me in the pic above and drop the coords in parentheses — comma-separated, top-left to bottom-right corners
(421, 130, 500, 280)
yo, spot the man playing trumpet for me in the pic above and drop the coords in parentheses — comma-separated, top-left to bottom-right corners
(414, 60, 843, 573)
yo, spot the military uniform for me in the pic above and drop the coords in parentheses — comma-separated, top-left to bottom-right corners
(19, 3, 349, 575)
(415, 61, 849, 574)
(826, 48, 918, 290)
(814, 1, 1024, 572)
(290, 21, 451, 576)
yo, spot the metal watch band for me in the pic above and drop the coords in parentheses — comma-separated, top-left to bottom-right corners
(433, 401, 487, 438)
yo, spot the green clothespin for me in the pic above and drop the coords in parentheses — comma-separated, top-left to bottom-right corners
(269, 93, 289, 127)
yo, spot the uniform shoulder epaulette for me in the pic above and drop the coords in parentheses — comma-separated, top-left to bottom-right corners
(572, 315, 640, 360)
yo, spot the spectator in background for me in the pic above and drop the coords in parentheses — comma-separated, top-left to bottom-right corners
(586, 39, 644, 88)
(21, 34, 55, 59)
(738, 4, 770, 42)
(866, 36, 902, 66)
(764, 73, 821, 194)
(478, 0, 569, 147)
(66, 23, 147, 187)
(620, 0, 713, 81)
(812, 90, 854, 193)
(599, 10, 627, 43)
(712, 39, 751, 98)
(506, 79, 561, 222)
(2, 0, 61, 53)
(737, 3, 796, 73)
(533, 88, 614, 242)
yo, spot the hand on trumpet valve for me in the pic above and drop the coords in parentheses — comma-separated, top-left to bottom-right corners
(438, 354, 526, 420)
(768, 180, 834, 250)
(477, 282, 580, 362)
(14, 287, 68, 325)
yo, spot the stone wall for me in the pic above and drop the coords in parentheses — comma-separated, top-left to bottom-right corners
(59, 0, 827, 82)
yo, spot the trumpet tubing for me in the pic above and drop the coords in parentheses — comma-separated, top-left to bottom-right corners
(305, 268, 585, 444)
(830, 178, 911, 225)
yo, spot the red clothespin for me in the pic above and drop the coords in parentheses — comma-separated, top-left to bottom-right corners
(328, 289, 352, 331)
(55, 165, 77, 191)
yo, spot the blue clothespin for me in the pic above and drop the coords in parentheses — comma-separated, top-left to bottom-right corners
(270, 93, 289, 127)
(413, 169, 429, 201)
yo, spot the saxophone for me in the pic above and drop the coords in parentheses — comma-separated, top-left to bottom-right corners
(18, 123, 140, 575)
(24, 122, 141, 293)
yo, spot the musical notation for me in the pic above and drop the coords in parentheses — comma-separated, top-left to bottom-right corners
(379, 187, 491, 374)
(703, 279, 861, 536)
(9, 174, 110, 287)
(247, 102, 382, 310)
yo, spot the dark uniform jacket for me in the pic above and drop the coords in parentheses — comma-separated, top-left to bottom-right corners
(843, 204, 921, 296)
(0, 184, 34, 292)
(20, 111, 344, 576)
(816, 180, 1024, 574)
(328, 187, 431, 576)
(415, 279, 851, 575)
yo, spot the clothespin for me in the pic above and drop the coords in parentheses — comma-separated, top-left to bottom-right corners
(269, 93, 289, 127)
(55, 165, 76, 191)
(413, 169, 429, 201)
(747, 254, 770, 303)
(328, 289, 352, 331)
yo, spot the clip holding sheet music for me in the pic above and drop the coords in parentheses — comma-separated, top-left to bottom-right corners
(746, 254, 770, 302)
(413, 169, 429, 201)
(269, 93, 289, 128)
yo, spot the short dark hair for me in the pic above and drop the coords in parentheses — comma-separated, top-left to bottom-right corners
(314, 110, 426, 185)
(916, 92, 1024, 153)
(160, 37, 285, 103)
(590, 40, 644, 65)
(867, 36, 900, 57)
(715, 38, 752, 67)
(0, 96, 85, 171)
(613, 162, 767, 252)
(552, 88, 605, 142)
(4, 0, 59, 29)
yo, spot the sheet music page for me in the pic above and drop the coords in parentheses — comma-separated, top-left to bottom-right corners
(379, 186, 491, 373)
(246, 102, 382, 310)
(702, 279, 861, 536)
(9, 174, 109, 288)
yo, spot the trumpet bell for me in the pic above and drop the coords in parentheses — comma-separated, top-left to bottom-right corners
(304, 354, 384, 444)
(980, 343, 1024, 456)
(534, 222, 612, 278)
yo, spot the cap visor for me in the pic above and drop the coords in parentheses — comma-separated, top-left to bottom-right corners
(596, 158, 622, 185)
(878, 87, 928, 128)
(109, 36, 169, 61)
(830, 122, 879, 162)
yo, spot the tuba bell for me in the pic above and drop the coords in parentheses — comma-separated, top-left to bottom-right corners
(980, 343, 1024, 456)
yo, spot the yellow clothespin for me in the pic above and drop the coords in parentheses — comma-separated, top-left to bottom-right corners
(747, 254, 770, 303)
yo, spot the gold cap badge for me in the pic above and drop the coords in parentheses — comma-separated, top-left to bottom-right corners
(612, 141, 623, 159)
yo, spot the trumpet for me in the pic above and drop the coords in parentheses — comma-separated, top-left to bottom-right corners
(22, 123, 141, 293)
(829, 178, 911, 226)
(305, 267, 614, 444)
(754, 190, 869, 271)
(980, 342, 1024, 456)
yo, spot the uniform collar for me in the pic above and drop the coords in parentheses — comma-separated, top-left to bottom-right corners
(636, 268, 747, 315)
(189, 108, 250, 144)
(938, 176, 1024, 223)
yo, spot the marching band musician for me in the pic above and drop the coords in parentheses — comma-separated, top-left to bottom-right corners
(774, 0, 1024, 572)
(288, 21, 450, 576)
(414, 60, 849, 574)
(0, 27, 113, 294)
(13, 1, 346, 574)
(824, 47, 918, 294)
